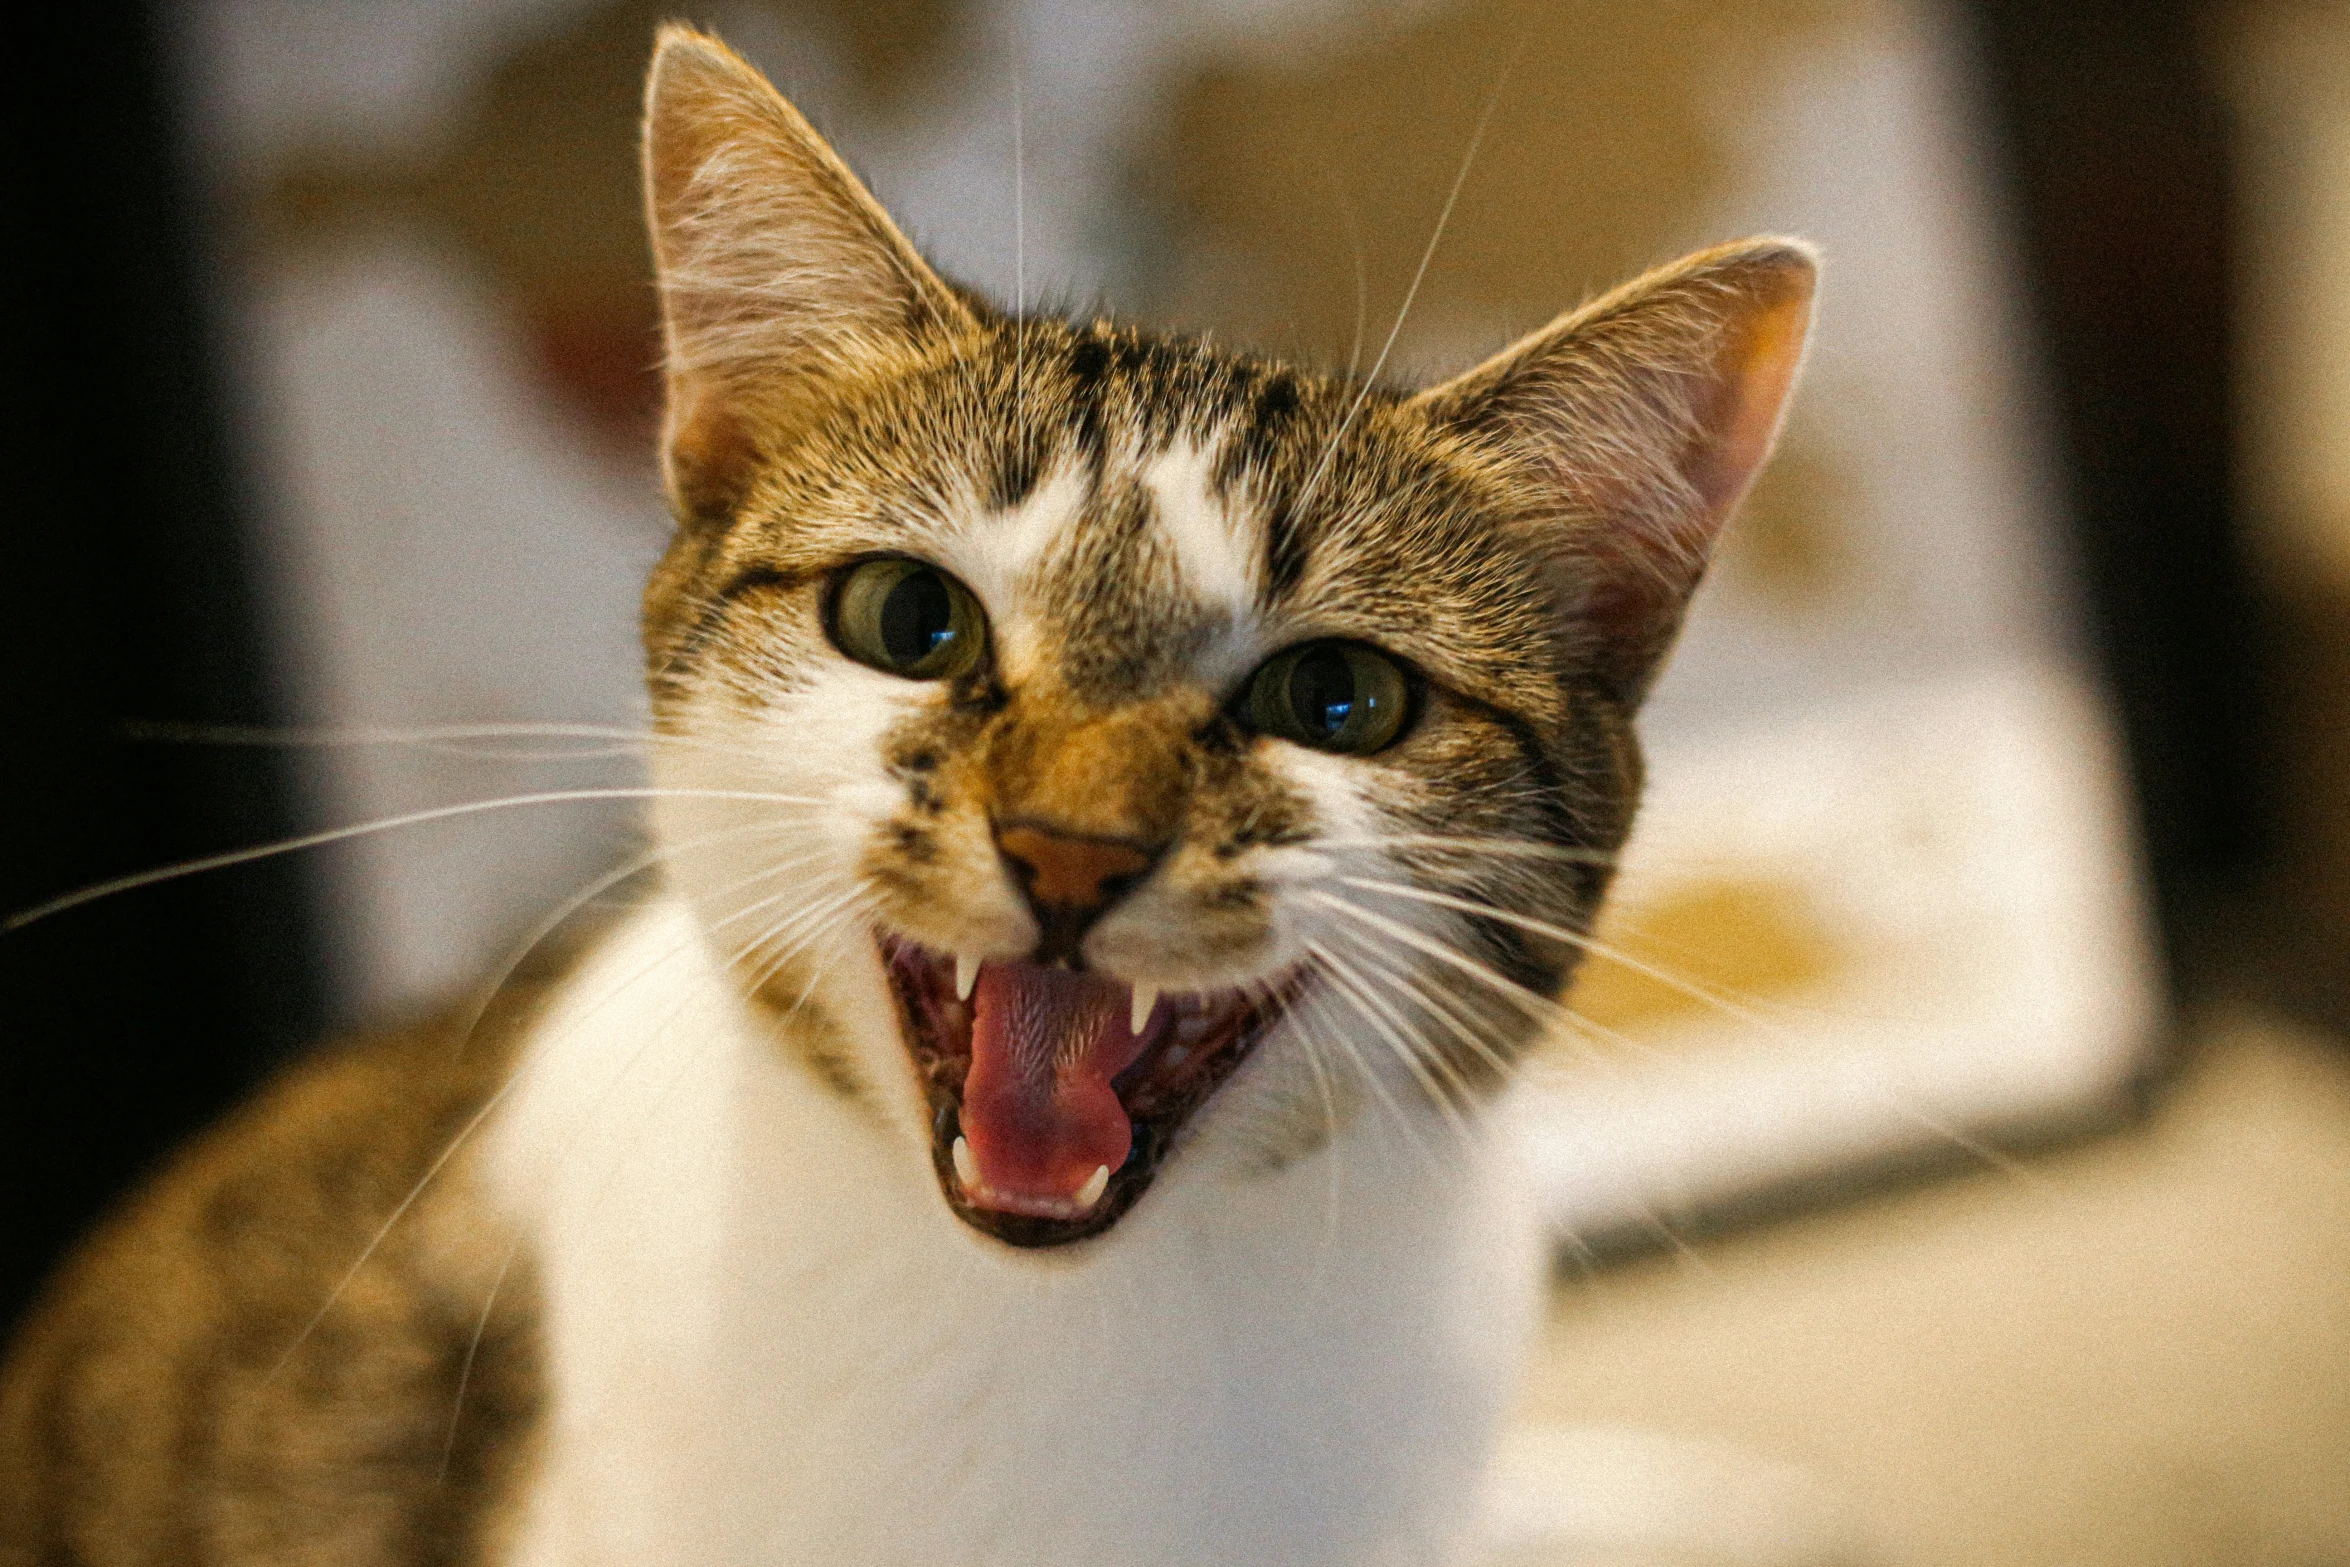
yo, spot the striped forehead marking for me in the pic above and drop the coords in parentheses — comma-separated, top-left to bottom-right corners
(962, 430, 1261, 591)
(943, 424, 1277, 696)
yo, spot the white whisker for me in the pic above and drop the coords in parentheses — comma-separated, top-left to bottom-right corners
(446, 817, 801, 1065)
(1332, 874, 1788, 1033)
(5, 786, 829, 932)
(1290, 34, 1525, 519)
(265, 840, 835, 1383)
(1291, 959, 1442, 1174)
(1303, 939, 1475, 1157)
(1304, 888, 1555, 1026)
(1315, 832, 1619, 867)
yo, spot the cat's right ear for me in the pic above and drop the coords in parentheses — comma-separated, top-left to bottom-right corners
(1411, 238, 1815, 707)
(642, 26, 977, 525)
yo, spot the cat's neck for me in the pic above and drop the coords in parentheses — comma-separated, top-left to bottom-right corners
(485, 899, 1541, 1567)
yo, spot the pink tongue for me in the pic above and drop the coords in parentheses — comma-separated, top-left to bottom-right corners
(961, 963, 1148, 1205)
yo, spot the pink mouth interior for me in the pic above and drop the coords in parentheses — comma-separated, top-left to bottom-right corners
(887, 941, 1295, 1232)
(961, 964, 1158, 1210)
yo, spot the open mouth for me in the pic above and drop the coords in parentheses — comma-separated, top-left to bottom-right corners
(883, 939, 1301, 1246)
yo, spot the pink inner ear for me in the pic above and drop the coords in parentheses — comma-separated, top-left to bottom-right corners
(663, 388, 763, 526)
(1683, 290, 1814, 522)
(1538, 262, 1815, 701)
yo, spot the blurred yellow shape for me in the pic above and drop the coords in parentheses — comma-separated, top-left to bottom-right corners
(1568, 876, 1843, 1039)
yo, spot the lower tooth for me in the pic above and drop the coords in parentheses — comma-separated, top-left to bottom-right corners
(1076, 1164, 1110, 1209)
(952, 1136, 979, 1189)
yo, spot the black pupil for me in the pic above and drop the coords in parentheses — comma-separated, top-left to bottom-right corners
(878, 569, 956, 667)
(1287, 646, 1362, 740)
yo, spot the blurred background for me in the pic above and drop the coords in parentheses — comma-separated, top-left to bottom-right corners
(4, 1, 2347, 1561)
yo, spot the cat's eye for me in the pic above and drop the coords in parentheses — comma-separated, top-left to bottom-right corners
(1241, 641, 1412, 755)
(830, 558, 988, 680)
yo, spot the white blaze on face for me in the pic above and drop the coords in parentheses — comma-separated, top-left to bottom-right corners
(1144, 436, 1258, 620)
(938, 460, 1090, 689)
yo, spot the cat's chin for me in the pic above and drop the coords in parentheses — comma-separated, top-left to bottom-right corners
(881, 936, 1302, 1248)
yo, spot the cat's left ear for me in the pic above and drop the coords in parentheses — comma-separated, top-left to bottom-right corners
(642, 25, 978, 525)
(1411, 237, 1816, 705)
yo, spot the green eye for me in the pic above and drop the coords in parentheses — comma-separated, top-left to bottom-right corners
(830, 558, 988, 680)
(1243, 641, 1412, 755)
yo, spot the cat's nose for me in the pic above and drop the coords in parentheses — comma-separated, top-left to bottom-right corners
(994, 821, 1160, 963)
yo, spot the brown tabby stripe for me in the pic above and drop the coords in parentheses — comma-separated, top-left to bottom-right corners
(0, 986, 554, 1567)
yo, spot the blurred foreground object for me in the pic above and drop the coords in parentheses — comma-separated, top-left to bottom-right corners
(2, 0, 322, 1332)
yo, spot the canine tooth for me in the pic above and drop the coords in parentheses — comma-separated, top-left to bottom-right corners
(1076, 1164, 1110, 1209)
(1130, 984, 1158, 1034)
(955, 953, 981, 1001)
(952, 1136, 978, 1189)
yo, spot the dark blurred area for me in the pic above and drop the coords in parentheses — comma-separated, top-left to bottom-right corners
(1970, 0, 2262, 987)
(1, 3, 325, 1331)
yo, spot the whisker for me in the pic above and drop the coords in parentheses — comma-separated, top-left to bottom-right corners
(1289, 31, 1525, 518)
(1334, 882, 2055, 1190)
(438, 1232, 524, 1479)
(1328, 920, 1524, 1085)
(1315, 832, 1620, 867)
(1303, 939, 1476, 1157)
(1293, 1012, 1346, 1256)
(1304, 888, 1661, 1078)
(1304, 888, 1555, 1027)
(1325, 164, 1370, 383)
(1292, 956, 1443, 1174)
(729, 882, 870, 997)
(1332, 874, 1801, 1034)
(445, 818, 802, 1065)
(268, 1083, 524, 1383)
(271, 842, 842, 1381)
(115, 716, 805, 769)
(437, 864, 878, 1440)
(5, 786, 829, 932)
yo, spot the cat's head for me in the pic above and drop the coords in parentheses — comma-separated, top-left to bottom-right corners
(635, 28, 1812, 1248)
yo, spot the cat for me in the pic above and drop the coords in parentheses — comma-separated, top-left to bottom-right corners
(0, 23, 1812, 1567)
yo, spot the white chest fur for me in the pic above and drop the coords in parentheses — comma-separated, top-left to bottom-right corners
(487, 901, 1543, 1567)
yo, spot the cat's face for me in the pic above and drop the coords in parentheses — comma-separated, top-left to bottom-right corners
(645, 323, 1629, 1244)
(637, 27, 1813, 1247)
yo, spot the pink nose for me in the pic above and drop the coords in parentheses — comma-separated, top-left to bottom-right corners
(995, 823, 1158, 960)
(996, 824, 1153, 911)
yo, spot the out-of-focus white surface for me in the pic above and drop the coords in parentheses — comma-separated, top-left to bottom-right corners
(1521, 662, 2160, 1244)
(1474, 1424, 1871, 1567)
(244, 240, 660, 1011)
(1515, 1016, 2350, 1567)
(1645, 0, 2075, 734)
